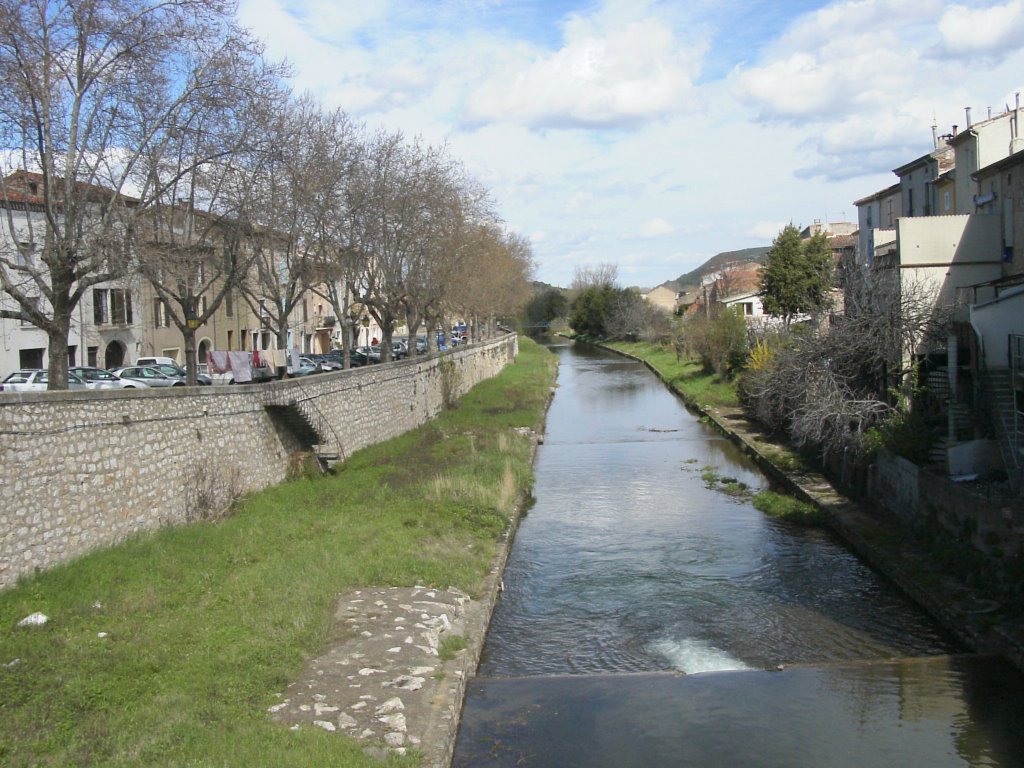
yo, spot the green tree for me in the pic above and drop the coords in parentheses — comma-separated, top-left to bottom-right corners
(568, 284, 617, 337)
(524, 287, 568, 331)
(760, 224, 833, 328)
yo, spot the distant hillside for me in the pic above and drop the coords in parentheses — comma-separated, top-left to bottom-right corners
(675, 246, 770, 287)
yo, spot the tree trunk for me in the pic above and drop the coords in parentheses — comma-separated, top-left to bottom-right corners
(46, 325, 71, 390)
(183, 328, 199, 386)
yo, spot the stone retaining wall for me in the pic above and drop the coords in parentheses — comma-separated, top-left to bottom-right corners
(0, 335, 517, 590)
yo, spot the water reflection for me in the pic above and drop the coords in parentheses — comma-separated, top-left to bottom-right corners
(454, 657, 1024, 768)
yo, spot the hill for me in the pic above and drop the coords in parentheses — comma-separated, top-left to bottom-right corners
(674, 246, 770, 287)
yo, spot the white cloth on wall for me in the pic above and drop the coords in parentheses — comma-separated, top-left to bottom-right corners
(228, 351, 252, 383)
(207, 350, 230, 374)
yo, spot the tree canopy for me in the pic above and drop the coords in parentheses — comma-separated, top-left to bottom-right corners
(759, 224, 833, 328)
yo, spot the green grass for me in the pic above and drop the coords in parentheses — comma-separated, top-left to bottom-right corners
(0, 338, 558, 768)
(602, 340, 739, 409)
(752, 490, 825, 525)
(437, 634, 467, 662)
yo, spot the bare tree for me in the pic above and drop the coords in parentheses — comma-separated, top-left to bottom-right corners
(450, 225, 534, 341)
(571, 263, 618, 293)
(235, 96, 359, 367)
(132, 55, 285, 384)
(741, 266, 958, 459)
(0, 0, 269, 388)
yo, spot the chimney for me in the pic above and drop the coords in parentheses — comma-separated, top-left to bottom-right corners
(1012, 92, 1024, 153)
(965, 107, 972, 128)
(932, 121, 939, 149)
(952, 124, 958, 136)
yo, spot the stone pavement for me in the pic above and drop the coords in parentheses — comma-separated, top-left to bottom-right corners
(267, 585, 497, 765)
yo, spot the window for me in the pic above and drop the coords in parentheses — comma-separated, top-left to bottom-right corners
(94, 289, 133, 325)
(226, 289, 233, 318)
(16, 241, 33, 267)
(227, 330, 234, 350)
(944, 191, 951, 212)
(87, 346, 98, 366)
(154, 299, 171, 328)
(19, 348, 44, 368)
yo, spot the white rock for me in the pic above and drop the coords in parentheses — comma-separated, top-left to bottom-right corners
(97, 632, 108, 638)
(358, 668, 385, 676)
(314, 704, 339, 716)
(337, 712, 358, 730)
(360, 631, 373, 637)
(350, 701, 367, 711)
(378, 713, 407, 731)
(384, 732, 405, 747)
(386, 647, 402, 654)
(313, 720, 336, 732)
(17, 612, 48, 627)
(409, 666, 434, 676)
(299, 704, 311, 712)
(375, 697, 405, 714)
(267, 703, 288, 714)
(391, 676, 425, 691)
(359, 729, 376, 740)
(92, 602, 103, 610)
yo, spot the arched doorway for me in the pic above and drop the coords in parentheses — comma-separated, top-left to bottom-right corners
(103, 340, 126, 369)
(198, 338, 211, 366)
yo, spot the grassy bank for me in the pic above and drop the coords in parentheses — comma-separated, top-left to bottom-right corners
(0, 339, 557, 768)
(602, 340, 739, 409)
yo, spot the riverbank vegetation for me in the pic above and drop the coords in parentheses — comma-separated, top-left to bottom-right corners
(0, 339, 557, 768)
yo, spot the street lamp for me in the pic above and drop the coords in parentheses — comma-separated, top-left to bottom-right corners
(361, 315, 370, 350)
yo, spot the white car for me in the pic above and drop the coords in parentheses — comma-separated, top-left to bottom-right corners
(0, 369, 89, 392)
(70, 366, 149, 389)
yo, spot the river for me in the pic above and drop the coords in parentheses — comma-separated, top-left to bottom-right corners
(452, 341, 1024, 767)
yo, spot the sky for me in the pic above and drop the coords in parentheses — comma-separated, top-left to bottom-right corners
(236, 0, 1024, 289)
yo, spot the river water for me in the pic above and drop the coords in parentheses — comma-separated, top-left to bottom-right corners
(452, 341, 1024, 767)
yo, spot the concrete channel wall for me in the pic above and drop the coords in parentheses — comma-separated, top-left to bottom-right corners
(0, 335, 518, 590)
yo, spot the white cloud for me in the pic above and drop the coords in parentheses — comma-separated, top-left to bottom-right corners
(230, 0, 1024, 289)
(747, 221, 787, 241)
(463, 17, 704, 129)
(936, 0, 1024, 58)
(639, 218, 674, 238)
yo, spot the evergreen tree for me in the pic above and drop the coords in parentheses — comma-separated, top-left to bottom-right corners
(760, 224, 833, 328)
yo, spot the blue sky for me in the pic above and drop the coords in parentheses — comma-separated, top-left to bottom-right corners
(238, 0, 1024, 288)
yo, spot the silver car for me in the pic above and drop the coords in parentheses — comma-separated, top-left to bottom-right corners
(0, 369, 89, 392)
(111, 365, 187, 387)
(70, 366, 149, 390)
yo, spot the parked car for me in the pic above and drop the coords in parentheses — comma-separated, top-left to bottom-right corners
(287, 356, 320, 377)
(307, 354, 344, 371)
(325, 349, 371, 368)
(0, 369, 88, 392)
(356, 345, 381, 363)
(111, 365, 186, 387)
(136, 356, 179, 368)
(146, 362, 212, 385)
(390, 340, 408, 360)
(70, 366, 148, 389)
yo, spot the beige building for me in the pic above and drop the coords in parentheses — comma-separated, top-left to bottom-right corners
(643, 283, 682, 313)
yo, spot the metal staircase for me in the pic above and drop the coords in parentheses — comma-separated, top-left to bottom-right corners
(262, 384, 345, 472)
(982, 368, 1022, 490)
